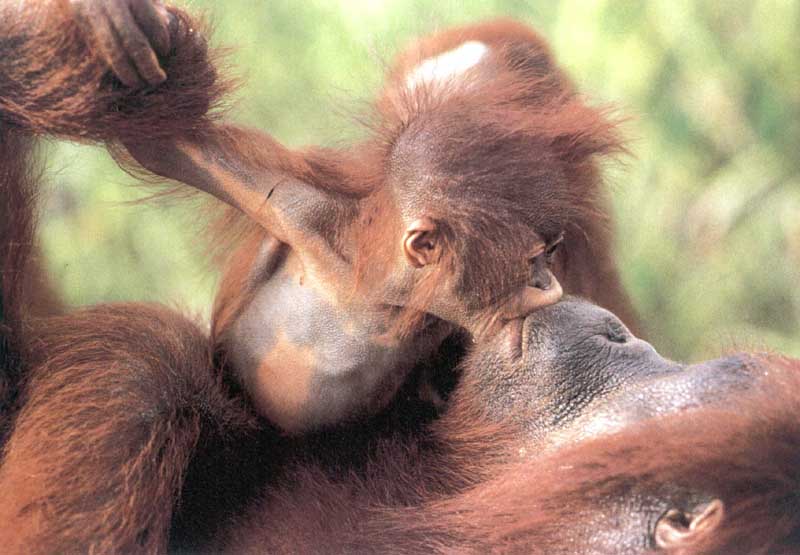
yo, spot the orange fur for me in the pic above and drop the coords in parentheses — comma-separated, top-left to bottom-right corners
(225, 355, 800, 555)
(0, 1, 228, 418)
(5, 6, 789, 554)
(0, 305, 256, 553)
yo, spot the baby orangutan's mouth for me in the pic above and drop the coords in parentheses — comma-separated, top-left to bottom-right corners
(499, 316, 525, 359)
(497, 279, 563, 321)
(473, 279, 562, 347)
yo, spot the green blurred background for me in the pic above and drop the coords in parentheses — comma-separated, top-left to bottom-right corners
(39, 0, 800, 361)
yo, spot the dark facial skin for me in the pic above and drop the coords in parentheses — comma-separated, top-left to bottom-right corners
(464, 298, 753, 445)
(457, 298, 757, 553)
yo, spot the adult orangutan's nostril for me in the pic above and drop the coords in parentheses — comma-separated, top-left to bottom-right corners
(605, 321, 629, 343)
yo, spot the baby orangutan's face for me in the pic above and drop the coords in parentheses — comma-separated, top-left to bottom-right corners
(496, 232, 564, 321)
(398, 218, 565, 337)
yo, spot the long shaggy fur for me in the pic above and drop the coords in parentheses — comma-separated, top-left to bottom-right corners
(224, 355, 800, 555)
(207, 18, 641, 344)
(354, 19, 635, 335)
(0, 305, 256, 553)
(0, 2, 230, 143)
(3, 6, 793, 554)
(0, 0, 229, 426)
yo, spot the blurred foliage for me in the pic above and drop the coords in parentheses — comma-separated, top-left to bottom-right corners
(40, 0, 800, 360)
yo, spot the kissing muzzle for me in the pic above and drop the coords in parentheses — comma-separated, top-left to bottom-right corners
(498, 273, 564, 321)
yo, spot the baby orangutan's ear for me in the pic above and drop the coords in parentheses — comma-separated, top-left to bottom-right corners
(403, 218, 440, 268)
(654, 499, 724, 554)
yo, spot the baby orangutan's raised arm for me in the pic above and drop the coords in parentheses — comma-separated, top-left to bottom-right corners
(126, 19, 630, 432)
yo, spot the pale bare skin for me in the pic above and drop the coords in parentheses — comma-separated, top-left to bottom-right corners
(81, 1, 564, 432)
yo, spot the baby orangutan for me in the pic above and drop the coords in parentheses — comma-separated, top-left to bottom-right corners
(125, 18, 628, 432)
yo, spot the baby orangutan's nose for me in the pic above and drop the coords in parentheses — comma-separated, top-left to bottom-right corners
(529, 253, 554, 290)
(493, 261, 563, 326)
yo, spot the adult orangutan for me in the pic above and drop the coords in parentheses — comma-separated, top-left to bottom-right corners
(219, 299, 800, 555)
(3, 296, 797, 554)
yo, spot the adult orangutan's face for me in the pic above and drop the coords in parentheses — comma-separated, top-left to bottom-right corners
(452, 299, 764, 553)
(462, 297, 755, 448)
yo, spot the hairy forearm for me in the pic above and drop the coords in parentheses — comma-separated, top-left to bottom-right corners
(125, 124, 350, 247)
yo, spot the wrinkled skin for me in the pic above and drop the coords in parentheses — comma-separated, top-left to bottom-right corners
(447, 298, 758, 553)
(463, 298, 753, 447)
(1, 1, 793, 548)
(54, 2, 645, 437)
